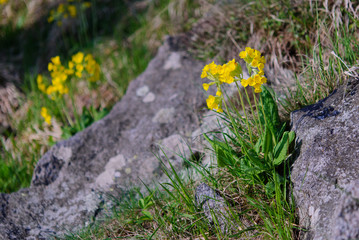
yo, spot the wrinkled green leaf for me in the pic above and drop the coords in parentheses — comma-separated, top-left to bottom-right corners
(245, 149, 268, 171)
(273, 131, 295, 166)
(254, 137, 262, 154)
(138, 199, 145, 209)
(259, 86, 280, 132)
(262, 126, 273, 156)
(240, 158, 264, 175)
(140, 210, 153, 220)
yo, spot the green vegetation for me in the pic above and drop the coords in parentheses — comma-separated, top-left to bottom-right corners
(1, 0, 358, 239)
(0, 0, 201, 193)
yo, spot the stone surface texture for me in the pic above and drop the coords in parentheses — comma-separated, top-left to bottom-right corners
(291, 78, 359, 240)
(195, 183, 230, 233)
(0, 36, 219, 240)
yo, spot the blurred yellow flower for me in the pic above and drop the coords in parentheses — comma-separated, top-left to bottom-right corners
(68, 5, 77, 17)
(72, 52, 84, 64)
(41, 107, 52, 125)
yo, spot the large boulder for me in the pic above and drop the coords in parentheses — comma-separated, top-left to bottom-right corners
(0, 36, 213, 240)
(291, 78, 359, 239)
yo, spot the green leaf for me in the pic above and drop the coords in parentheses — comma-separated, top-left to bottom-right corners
(276, 122, 287, 142)
(245, 149, 268, 170)
(262, 127, 273, 156)
(254, 137, 262, 154)
(141, 210, 153, 220)
(265, 181, 275, 198)
(144, 201, 154, 209)
(273, 131, 295, 166)
(240, 158, 264, 176)
(138, 199, 145, 209)
(288, 130, 296, 143)
(259, 86, 280, 132)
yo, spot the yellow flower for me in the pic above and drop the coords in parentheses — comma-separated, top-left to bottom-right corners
(201, 70, 207, 79)
(241, 77, 252, 87)
(258, 63, 264, 71)
(76, 64, 84, 72)
(51, 56, 61, 66)
(68, 5, 77, 17)
(253, 74, 262, 84)
(254, 84, 262, 93)
(41, 107, 52, 125)
(206, 95, 218, 110)
(251, 59, 259, 68)
(76, 71, 82, 78)
(216, 90, 222, 96)
(83, 2, 91, 8)
(85, 54, 101, 82)
(203, 83, 209, 91)
(37, 74, 43, 84)
(37, 74, 47, 93)
(57, 4, 65, 14)
(0, 0, 8, 4)
(72, 52, 84, 64)
(261, 76, 267, 84)
(48, 16, 54, 23)
(239, 50, 247, 59)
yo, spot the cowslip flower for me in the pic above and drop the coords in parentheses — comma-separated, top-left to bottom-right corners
(206, 95, 223, 112)
(37, 75, 47, 93)
(41, 107, 52, 125)
(67, 5, 77, 17)
(239, 47, 266, 93)
(48, 1, 90, 25)
(84, 54, 101, 82)
(201, 59, 243, 112)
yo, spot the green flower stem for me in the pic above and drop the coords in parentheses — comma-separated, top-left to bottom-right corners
(57, 97, 73, 126)
(69, 87, 84, 131)
(234, 82, 253, 144)
(252, 90, 264, 135)
(219, 85, 250, 150)
(243, 85, 262, 136)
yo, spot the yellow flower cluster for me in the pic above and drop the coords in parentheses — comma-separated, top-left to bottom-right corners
(201, 47, 268, 112)
(206, 95, 223, 113)
(201, 59, 238, 84)
(84, 54, 101, 82)
(48, 0, 91, 26)
(239, 47, 267, 93)
(37, 52, 100, 98)
(201, 59, 241, 112)
(37, 74, 47, 93)
(41, 107, 52, 125)
(46, 56, 70, 96)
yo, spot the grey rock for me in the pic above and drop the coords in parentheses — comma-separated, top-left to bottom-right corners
(291, 78, 359, 240)
(0, 36, 209, 240)
(143, 92, 156, 103)
(332, 180, 359, 240)
(136, 85, 149, 97)
(195, 183, 231, 234)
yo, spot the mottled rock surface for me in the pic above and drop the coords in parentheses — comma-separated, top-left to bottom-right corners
(195, 183, 231, 234)
(291, 78, 359, 240)
(0, 36, 217, 240)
